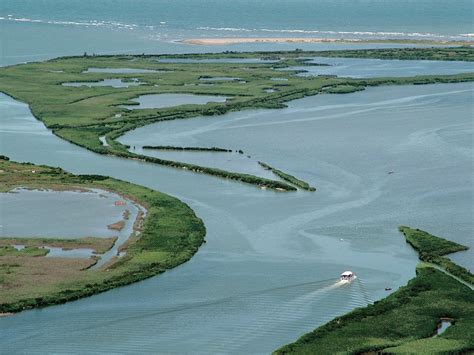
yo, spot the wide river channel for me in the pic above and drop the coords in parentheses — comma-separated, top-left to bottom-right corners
(0, 64, 473, 352)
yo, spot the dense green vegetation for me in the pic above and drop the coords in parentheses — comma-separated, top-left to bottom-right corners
(0, 236, 117, 254)
(160, 46, 474, 65)
(258, 161, 316, 191)
(162, 47, 474, 62)
(0, 47, 472, 190)
(0, 246, 49, 257)
(275, 228, 473, 354)
(0, 158, 206, 313)
(399, 226, 473, 285)
(398, 226, 468, 257)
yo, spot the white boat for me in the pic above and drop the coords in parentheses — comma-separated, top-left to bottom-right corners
(340, 271, 355, 282)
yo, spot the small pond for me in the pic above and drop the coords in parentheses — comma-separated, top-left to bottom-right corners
(99, 136, 109, 146)
(435, 319, 452, 336)
(200, 77, 240, 81)
(83, 67, 163, 74)
(12, 244, 95, 258)
(47, 246, 96, 258)
(284, 57, 474, 78)
(62, 78, 143, 88)
(121, 93, 227, 110)
(157, 58, 278, 64)
(0, 188, 145, 266)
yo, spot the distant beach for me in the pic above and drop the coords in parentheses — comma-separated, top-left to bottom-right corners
(181, 37, 474, 46)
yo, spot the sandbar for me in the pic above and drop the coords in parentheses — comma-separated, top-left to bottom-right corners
(181, 37, 473, 46)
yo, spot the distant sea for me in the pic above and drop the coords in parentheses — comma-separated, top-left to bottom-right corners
(2, 0, 473, 64)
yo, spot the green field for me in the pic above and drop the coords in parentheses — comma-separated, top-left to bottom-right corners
(0, 157, 206, 313)
(275, 227, 474, 354)
(0, 47, 473, 191)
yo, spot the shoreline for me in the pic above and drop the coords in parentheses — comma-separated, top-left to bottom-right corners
(0, 158, 206, 314)
(276, 227, 473, 354)
(180, 37, 474, 46)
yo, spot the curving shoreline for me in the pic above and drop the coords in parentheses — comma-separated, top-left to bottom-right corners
(0, 48, 473, 193)
(0, 157, 206, 314)
(276, 227, 474, 354)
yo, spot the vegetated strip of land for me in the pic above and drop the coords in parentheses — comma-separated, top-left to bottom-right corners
(258, 161, 315, 191)
(399, 226, 473, 285)
(0, 246, 50, 257)
(275, 227, 473, 354)
(143, 145, 232, 152)
(159, 47, 474, 62)
(0, 236, 117, 254)
(0, 157, 206, 313)
(0, 48, 473, 191)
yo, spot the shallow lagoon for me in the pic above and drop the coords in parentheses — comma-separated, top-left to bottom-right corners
(45, 246, 95, 258)
(287, 57, 474, 78)
(122, 93, 227, 110)
(1, 79, 472, 352)
(83, 67, 161, 74)
(0, 187, 142, 265)
(62, 78, 142, 88)
(200, 76, 240, 81)
(0, 188, 127, 238)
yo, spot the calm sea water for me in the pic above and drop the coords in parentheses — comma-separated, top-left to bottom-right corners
(1, 0, 473, 65)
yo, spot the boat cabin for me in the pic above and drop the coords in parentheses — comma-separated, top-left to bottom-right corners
(340, 271, 355, 282)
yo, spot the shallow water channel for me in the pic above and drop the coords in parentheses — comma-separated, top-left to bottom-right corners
(0, 78, 472, 353)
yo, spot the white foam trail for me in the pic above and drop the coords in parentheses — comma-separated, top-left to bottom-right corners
(0, 16, 139, 30)
(1, 16, 469, 40)
(196, 26, 473, 40)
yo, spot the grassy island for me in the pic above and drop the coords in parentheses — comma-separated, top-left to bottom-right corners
(258, 161, 316, 191)
(0, 47, 473, 191)
(0, 157, 206, 314)
(399, 226, 473, 285)
(275, 227, 473, 354)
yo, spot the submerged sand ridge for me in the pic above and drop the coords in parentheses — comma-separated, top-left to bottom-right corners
(182, 37, 474, 46)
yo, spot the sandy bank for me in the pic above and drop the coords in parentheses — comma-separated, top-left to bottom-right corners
(181, 37, 473, 46)
(182, 37, 351, 45)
